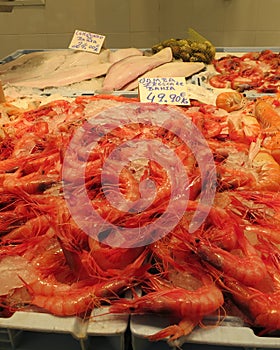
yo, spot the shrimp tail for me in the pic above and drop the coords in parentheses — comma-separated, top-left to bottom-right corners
(147, 317, 199, 342)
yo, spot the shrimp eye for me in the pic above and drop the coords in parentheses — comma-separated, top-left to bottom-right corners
(98, 228, 112, 242)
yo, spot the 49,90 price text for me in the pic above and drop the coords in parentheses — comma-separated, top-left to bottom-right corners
(145, 91, 190, 106)
(138, 77, 190, 106)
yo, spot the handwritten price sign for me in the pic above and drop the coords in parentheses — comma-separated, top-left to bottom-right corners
(69, 30, 105, 54)
(138, 77, 190, 106)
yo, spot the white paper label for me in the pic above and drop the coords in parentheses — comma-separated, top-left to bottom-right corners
(138, 77, 190, 106)
(185, 83, 217, 105)
(69, 30, 105, 54)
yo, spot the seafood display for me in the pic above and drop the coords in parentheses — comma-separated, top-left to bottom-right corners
(1, 83, 280, 347)
(0, 49, 113, 88)
(0, 47, 205, 93)
(209, 49, 280, 93)
(2, 46, 280, 98)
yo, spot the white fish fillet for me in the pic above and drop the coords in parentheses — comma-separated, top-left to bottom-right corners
(0, 51, 72, 84)
(13, 62, 112, 89)
(5, 50, 112, 88)
(102, 47, 173, 91)
(0, 49, 145, 89)
(109, 48, 143, 63)
(0, 50, 73, 74)
(124, 61, 205, 91)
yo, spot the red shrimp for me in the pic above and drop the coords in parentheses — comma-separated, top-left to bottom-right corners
(88, 238, 146, 271)
(173, 142, 196, 175)
(22, 100, 71, 121)
(90, 196, 130, 224)
(216, 148, 280, 192)
(141, 159, 171, 208)
(262, 132, 280, 164)
(21, 150, 61, 176)
(28, 266, 146, 316)
(184, 109, 226, 138)
(246, 223, 280, 246)
(11, 133, 44, 158)
(231, 76, 261, 91)
(231, 65, 264, 91)
(173, 199, 240, 252)
(148, 317, 201, 342)
(228, 114, 261, 144)
(255, 238, 280, 291)
(0, 134, 14, 160)
(30, 291, 95, 316)
(255, 96, 280, 133)
(118, 198, 169, 230)
(209, 74, 232, 89)
(146, 265, 223, 341)
(0, 211, 22, 234)
(211, 190, 280, 245)
(21, 232, 68, 277)
(201, 206, 239, 251)
(110, 273, 223, 341)
(224, 276, 280, 332)
(56, 210, 149, 277)
(25, 275, 94, 298)
(260, 48, 280, 63)
(2, 171, 59, 194)
(84, 162, 143, 220)
(0, 155, 29, 173)
(11, 121, 49, 141)
(0, 232, 68, 307)
(149, 234, 181, 272)
(195, 227, 268, 286)
(213, 55, 242, 74)
(235, 190, 280, 224)
(62, 155, 92, 185)
(102, 165, 141, 204)
(1, 214, 51, 243)
(207, 139, 250, 163)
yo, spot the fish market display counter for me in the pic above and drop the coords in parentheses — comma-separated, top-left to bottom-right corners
(1, 47, 280, 350)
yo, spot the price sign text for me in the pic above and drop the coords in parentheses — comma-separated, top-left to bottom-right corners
(138, 77, 190, 106)
(69, 30, 105, 54)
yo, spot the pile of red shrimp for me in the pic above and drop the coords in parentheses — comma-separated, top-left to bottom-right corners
(1, 92, 280, 342)
(209, 49, 280, 93)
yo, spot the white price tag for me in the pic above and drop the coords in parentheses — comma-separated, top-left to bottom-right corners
(69, 30, 105, 54)
(138, 77, 190, 106)
(185, 83, 217, 105)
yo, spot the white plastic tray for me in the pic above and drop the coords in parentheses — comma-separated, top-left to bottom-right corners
(130, 315, 280, 349)
(0, 307, 129, 350)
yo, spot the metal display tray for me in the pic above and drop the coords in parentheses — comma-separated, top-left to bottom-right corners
(1, 46, 280, 64)
(215, 46, 280, 52)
